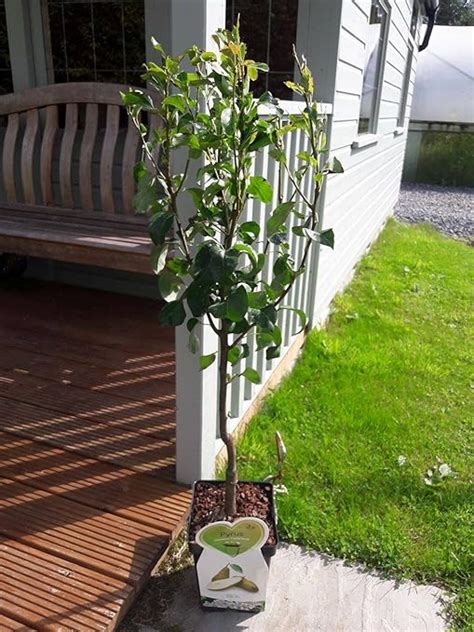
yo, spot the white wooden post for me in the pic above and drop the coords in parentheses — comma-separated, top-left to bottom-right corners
(146, 0, 226, 484)
(295, 0, 342, 327)
(295, 0, 343, 104)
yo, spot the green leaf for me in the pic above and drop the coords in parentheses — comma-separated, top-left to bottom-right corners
(159, 270, 182, 301)
(229, 563, 243, 573)
(134, 173, 156, 214)
(284, 81, 304, 95)
(241, 343, 250, 359)
(199, 353, 216, 370)
(239, 221, 260, 244)
(167, 257, 189, 276)
(208, 301, 227, 318)
(300, 227, 319, 241)
(247, 64, 258, 81)
(228, 346, 241, 366)
(162, 94, 187, 113)
(280, 306, 307, 334)
(256, 331, 274, 350)
(149, 212, 174, 246)
(187, 317, 198, 332)
(269, 147, 287, 164)
(243, 367, 261, 384)
(187, 187, 204, 210)
(195, 241, 225, 282)
(267, 202, 294, 237)
(188, 331, 199, 354)
(248, 176, 273, 204)
(150, 37, 164, 55)
(150, 244, 167, 275)
(320, 228, 335, 249)
(248, 132, 272, 152)
(327, 156, 344, 173)
(266, 346, 281, 360)
(201, 50, 217, 62)
(248, 291, 267, 309)
(226, 286, 249, 322)
(121, 90, 151, 108)
(186, 279, 210, 317)
(160, 300, 185, 326)
(233, 244, 259, 273)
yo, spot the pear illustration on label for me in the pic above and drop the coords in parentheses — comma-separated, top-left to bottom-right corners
(195, 517, 270, 612)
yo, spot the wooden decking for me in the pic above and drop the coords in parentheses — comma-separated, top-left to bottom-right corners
(0, 280, 191, 630)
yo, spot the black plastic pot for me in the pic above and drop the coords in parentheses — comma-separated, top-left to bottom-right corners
(188, 480, 279, 612)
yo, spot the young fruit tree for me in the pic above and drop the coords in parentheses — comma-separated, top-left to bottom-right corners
(122, 25, 343, 518)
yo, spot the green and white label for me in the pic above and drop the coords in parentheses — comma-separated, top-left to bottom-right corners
(195, 517, 270, 612)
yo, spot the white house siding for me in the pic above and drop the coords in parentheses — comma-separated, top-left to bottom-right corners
(313, 0, 420, 323)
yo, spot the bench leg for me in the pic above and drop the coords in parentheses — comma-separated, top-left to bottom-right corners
(0, 253, 28, 279)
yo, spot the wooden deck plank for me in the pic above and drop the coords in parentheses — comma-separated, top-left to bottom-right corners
(0, 613, 37, 631)
(0, 308, 168, 356)
(0, 368, 175, 424)
(0, 433, 190, 535)
(0, 281, 174, 342)
(0, 539, 135, 631)
(4, 328, 175, 374)
(0, 280, 189, 629)
(0, 397, 176, 477)
(0, 478, 169, 583)
(0, 345, 175, 397)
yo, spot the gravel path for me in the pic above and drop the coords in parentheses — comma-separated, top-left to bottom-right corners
(395, 183, 474, 240)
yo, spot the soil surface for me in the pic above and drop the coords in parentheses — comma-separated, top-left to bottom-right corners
(188, 481, 277, 546)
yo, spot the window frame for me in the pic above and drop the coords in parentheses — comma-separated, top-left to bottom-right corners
(396, 1, 419, 131)
(353, 0, 391, 146)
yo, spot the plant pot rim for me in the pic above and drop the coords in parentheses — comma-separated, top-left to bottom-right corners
(188, 479, 279, 557)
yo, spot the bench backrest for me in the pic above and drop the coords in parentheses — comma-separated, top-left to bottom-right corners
(0, 82, 148, 218)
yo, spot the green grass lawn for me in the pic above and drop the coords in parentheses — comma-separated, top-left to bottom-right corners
(236, 220, 473, 628)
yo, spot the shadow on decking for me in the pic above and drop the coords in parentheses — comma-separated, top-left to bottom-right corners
(0, 279, 191, 629)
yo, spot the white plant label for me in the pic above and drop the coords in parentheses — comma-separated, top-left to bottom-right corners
(195, 517, 270, 611)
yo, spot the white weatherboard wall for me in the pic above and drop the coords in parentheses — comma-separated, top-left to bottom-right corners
(172, 0, 424, 482)
(314, 0, 421, 323)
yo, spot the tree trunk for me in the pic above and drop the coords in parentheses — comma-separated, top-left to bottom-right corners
(219, 331, 237, 517)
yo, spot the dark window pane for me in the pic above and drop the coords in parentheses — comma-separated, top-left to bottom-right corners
(95, 69, 126, 83)
(269, 0, 298, 72)
(0, 70, 12, 95)
(268, 72, 293, 100)
(226, 0, 299, 99)
(249, 74, 267, 97)
(227, 0, 270, 66)
(123, 1, 145, 72)
(54, 70, 69, 84)
(92, 1, 124, 73)
(0, 1, 12, 94)
(46, 0, 145, 85)
(66, 68, 98, 82)
(47, 5, 66, 72)
(0, 1, 10, 65)
(60, 3, 94, 78)
(127, 70, 145, 87)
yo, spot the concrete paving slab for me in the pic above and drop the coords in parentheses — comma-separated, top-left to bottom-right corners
(142, 544, 448, 632)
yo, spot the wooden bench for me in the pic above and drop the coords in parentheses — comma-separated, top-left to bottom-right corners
(0, 83, 152, 275)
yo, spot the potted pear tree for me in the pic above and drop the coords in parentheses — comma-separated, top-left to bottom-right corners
(123, 24, 342, 612)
